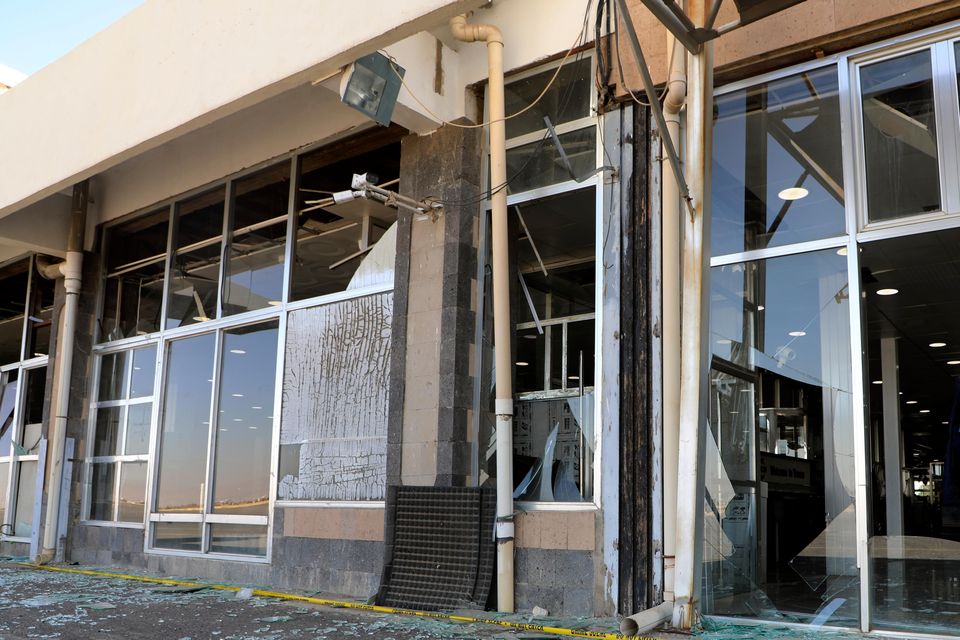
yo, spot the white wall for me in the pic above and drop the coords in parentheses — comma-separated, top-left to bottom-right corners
(0, 0, 487, 220)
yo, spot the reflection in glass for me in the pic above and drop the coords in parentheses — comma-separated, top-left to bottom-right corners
(224, 164, 289, 315)
(0, 374, 18, 453)
(166, 188, 225, 329)
(211, 321, 278, 516)
(506, 128, 596, 194)
(0, 461, 7, 525)
(292, 141, 400, 302)
(117, 462, 146, 523)
(22, 368, 45, 453)
(861, 50, 940, 221)
(124, 403, 151, 455)
(93, 406, 122, 457)
(712, 67, 845, 256)
(152, 522, 202, 552)
(101, 208, 169, 341)
(90, 463, 115, 521)
(14, 459, 36, 537)
(0, 260, 29, 365)
(98, 351, 127, 402)
(129, 345, 156, 399)
(705, 249, 859, 626)
(209, 523, 268, 556)
(861, 230, 960, 634)
(504, 58, 591, 139)
(155, 333, 216, 513)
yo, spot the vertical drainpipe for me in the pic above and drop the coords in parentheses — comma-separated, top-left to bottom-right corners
(671, 0, 713, 629)
(660, 33, 686, 604)
(449, 14, 514, 613)
(38, 181, 87, 563)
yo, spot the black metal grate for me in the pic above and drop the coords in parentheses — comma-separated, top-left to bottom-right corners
(377, 486, 496, 611)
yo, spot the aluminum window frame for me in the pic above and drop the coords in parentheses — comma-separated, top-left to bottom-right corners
(81, 342, 158, 528)
(90, 128, 399, 561)
(475, 52, 606, 508)
(706, 18, 960, 636)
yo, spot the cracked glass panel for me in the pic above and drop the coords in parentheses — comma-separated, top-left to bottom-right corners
(704, 249, 859, 626)
(280, 292, 392, 501)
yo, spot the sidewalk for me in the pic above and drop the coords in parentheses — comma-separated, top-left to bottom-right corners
(0, 562, 858, 639)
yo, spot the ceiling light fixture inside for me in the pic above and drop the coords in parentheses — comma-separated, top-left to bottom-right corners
(789, 331, 806, 337)
(778, 187, 808, 201)
(876, 288, 899, 296)
(930, 342, 947, 348)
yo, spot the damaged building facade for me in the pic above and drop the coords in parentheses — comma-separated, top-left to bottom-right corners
(0, 0, 635, 619)
(4, 0, 960, 634)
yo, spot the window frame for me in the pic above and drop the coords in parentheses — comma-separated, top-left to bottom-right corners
(476, 53, 605, 510)
(706, 18, 960, 636)
(81, 343, 158, 528)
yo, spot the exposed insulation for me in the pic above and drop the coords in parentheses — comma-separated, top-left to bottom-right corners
(280, 292, 392, 501)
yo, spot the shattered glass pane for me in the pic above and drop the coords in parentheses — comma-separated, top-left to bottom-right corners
(89, 463, 116, 521)
(13, 459, 36, 537)
(117, 462, 146, 524)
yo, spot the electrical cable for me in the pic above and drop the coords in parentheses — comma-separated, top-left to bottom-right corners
(422, 1, 598, 209)
(383, 2, 592, 131)
(612, 0, 672, 107)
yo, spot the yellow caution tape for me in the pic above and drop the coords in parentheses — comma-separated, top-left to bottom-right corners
(20, 563, 658, 640)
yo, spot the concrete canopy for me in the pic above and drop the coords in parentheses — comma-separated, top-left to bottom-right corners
(0, 0, 486, 227)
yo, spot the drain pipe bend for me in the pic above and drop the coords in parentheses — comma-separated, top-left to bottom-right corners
(450, 13, 514, 614)
(38, 181, 87, 563)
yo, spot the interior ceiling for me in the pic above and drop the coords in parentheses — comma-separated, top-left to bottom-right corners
(862, 228, 960, 468)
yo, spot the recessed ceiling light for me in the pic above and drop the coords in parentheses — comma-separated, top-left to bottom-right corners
(876, 288, 899, 296)
(778, 187, 808, 201)
(233, 418, 243, 422)
(515, 361, 529, 367)
(789, 331, 806, 337)
(899, 391, 903, 395)
(716, 338, 732, 345)
(930, 342, 947, 348)
(920, 409, 931, 414)
(230, 349, 246, 355)
(836, 247, 848, 257)
(249, 426, 258, 430)
(231, 393, 244, 398)
(757, 305, 765, 311)
(252, 406, 262, 410)
(949, 361, 960, 365)
(872, 380, 883, 385)
(568, 375, 580, 381)
(943, 421, 949, 425)
(906, 400, 918, 405)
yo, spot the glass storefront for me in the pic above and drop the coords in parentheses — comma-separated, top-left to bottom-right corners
(703, 24, 960, 635)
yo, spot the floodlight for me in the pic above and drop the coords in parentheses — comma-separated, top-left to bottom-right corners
(339, 52, 404, 126)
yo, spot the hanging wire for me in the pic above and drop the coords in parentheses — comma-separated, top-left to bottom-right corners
(381, 1, 594, 130)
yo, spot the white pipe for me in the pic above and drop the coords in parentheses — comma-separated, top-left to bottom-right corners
(660, 32, 686, 603)
(672, 0, 713, 629)
(620, 601, 673, 636)
(38, 181, 87, 562)
(449, 14, 514, 613)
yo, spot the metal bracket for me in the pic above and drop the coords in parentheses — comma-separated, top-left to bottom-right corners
(615, 0, 695, 217)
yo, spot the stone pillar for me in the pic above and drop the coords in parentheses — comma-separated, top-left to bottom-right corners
(387, 123, 481, 488)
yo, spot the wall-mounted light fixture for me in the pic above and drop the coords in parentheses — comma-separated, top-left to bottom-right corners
(339, 52, 404, 126)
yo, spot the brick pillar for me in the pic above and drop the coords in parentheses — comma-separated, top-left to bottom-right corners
(387, 123, 481, 488)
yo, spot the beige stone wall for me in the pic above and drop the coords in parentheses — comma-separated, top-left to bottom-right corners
(281, 506, 385, 541)
(619, 0, 960, 89)
(515, 510, 596, 551)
